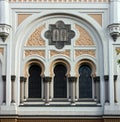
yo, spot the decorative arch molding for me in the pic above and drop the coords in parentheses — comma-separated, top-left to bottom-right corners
(75, 59, 96, 78)
(14, 11, 105, 81)
(15, 11, 104, 49)
(24, 59, 45, 77)
(50, 59, 71, 77)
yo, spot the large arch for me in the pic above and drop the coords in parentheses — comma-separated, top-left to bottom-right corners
(13, 11, 105, 105)
(14, 12, 104, 76)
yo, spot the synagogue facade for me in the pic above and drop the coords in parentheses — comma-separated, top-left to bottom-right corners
(0, 0, 120, 122)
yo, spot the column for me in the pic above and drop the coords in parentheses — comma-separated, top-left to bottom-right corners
(104, 75, 109, 103)
(107, 0, 120, 107)
(114, 75, 118, 103)
(20, 77, 24, 103)
(24, 77, 27, 100)
(93, 77, 97, 100)
(93, 76, 100, 103)
(11, 75, 16, 104)
(110, 0, 120, 24)
(2, 75, 6, 104)
(68, 77, 77, 105)
(43, 77, 52, 105)
(0, 0, 11, 41)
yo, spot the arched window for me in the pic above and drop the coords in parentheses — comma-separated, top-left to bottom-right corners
(54, 64, 67, 98)
(79, 65, 92, 98)
(28, 64, 42, 98)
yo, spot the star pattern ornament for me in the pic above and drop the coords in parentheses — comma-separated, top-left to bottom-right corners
(45, 21, 75, 49)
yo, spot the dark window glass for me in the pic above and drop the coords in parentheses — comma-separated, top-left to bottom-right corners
(28, 64, 42, 98)
(79, 65, 92, 98)
(54, 64, 67, 98)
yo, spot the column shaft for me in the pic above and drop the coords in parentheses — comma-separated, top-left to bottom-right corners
(93, 76, 100, 103)
(20, 77, 24, 103)
(24, 78, 27, 100)
(11, 75, 16, 103)
(104, 75, 109, 103)
(68, 77, 77, 105)
(114, 75, 118, 103)
(43, 77, 52, 105)
(2, 75, 6, 103)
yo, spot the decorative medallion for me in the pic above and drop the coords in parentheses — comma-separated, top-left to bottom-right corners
(45, 21, 75, 49)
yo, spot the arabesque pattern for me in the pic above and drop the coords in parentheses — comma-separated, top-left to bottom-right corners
(75, 24, 94, 46)
(26, 24, 45, 46)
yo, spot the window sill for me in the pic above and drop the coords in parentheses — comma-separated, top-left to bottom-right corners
(19, 98, 101, 107)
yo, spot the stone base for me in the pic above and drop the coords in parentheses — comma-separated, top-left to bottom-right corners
(0, 117, 120, 122)
(0, 119, 17, 122)
(0, 119, 102, 122)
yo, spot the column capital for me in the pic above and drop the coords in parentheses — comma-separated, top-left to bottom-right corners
(107, 23, 120, 41)
(104, 75, 109, 82)
(20, 76, 25, 82)
(2, 75, 6, 81)
(114, 75, 118, 81)
(43, 77, 52, 82)
(11, 75, 16, 82)
(93, 76, 100, 82)
(0, 24, 11, 41)
(24, 77, 27, 82)
(68, 76, 77, 82)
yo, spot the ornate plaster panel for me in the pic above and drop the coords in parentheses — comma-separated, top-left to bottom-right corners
(24, 50, 45, 58)
(18, 14, 32, 26)
(26, 24, 45, 46)
(0, 48, 4, 55)
(50, 50, 70, 58)
(75, 24, 94, 46)
(88, 14, 102, 26)
(9, 0, 109, 2)
(75, 50, 96, 57)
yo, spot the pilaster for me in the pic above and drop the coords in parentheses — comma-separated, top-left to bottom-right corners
(108, 0, 120, 41)
(108, 42, 114, 106)
(109, 0, 120, 24)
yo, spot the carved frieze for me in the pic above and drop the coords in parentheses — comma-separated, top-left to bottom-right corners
(25, 50, 45, 58)
(75, 50, 96, 57)
(75, 24, 94, 46)
(26, 24, 45, 46)
(50, 50, 70, 57)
